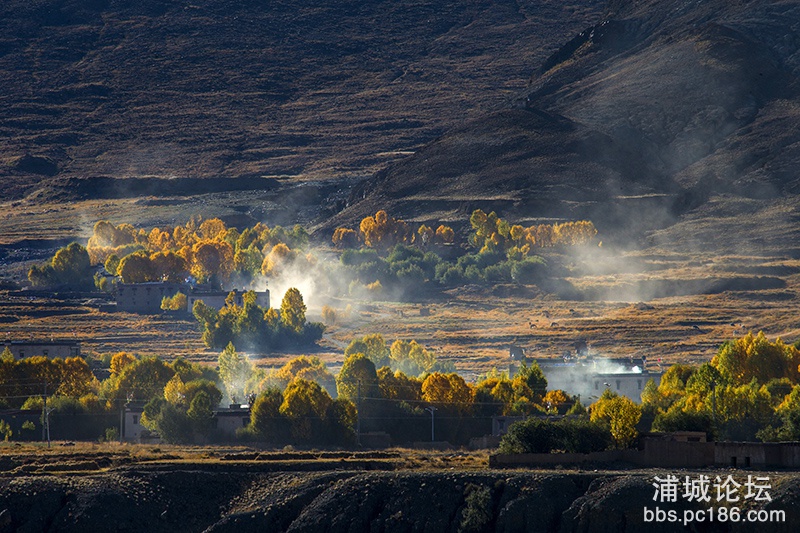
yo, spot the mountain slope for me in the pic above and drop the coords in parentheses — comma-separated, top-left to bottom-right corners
(336, 0, 800, 247)
(0, 0, 603, 199)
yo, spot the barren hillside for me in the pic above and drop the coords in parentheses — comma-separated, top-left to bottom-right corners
(0, 0, 603, 201)
(337, 0, 800, 251)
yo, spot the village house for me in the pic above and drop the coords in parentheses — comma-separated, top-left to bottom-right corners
(2, 339, 81, 359)
(122, 404, 251, 442)
(186, 289, 270, 312)
(528, 357, 662, 404)
(115, 282, 269, 314)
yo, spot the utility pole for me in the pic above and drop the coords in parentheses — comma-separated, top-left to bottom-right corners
(425, 406, 437, 442)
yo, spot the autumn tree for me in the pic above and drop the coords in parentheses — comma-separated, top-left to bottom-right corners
(117, 251, 155, 283)
(191, 240, 233, 283)
(105, 356, 175, 405)
(163, 374, 186, 405)
(336, 353, 379, 401)
(150, 251, 187, 282)
(332, 228, 358, 248)
(712, 332, 800, 385)
(28, 242, 93, 289)
(359, 210, 411, 250)
(421, 372, 474, 414)
(434, 225, 455, 245)
(110, 352, 137, 376)
(280, 288, 307, 333)
(58, 357, 99, 398)
(265, 355, 336, 397)
(590, 389, 642, 448)
(161, 292, 188, 311)
(345, 334, 390, 369)
(280, 378, 333, 442)
(249, 388, 288, 442)
(389, 339, 436, 375)
(377, 367, 423, 402)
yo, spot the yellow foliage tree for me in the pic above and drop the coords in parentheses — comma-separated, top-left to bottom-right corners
(110, 352, 137, 376)
(590, 390, 642, 448)
(163, 374, 186, 405)
(332, 227, 358, 248)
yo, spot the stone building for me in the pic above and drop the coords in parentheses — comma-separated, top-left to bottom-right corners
(116, 282, 269, 314)
(2, 339, 81, 359)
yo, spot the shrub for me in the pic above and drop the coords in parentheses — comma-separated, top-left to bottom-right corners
(498, 417, 611, 454)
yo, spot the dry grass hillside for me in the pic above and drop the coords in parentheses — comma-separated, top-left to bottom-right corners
(0, 0, 603, 199)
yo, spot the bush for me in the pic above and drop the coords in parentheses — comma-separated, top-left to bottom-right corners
(511, 256, 548, 284)
(498, 417, 611, 454)
(103, 427, 119, 442)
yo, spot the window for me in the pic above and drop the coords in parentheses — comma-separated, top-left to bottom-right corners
(132, 416, 139, 425)
(637, 380, 642, 390)
(43, 350, 49, 357)
(19, 351, 24, 358)
(615, 380, 621, 390)
(594, 381, 598, 390)
(242, 418, 249, 427)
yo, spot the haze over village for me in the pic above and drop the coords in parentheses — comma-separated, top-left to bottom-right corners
(3, 0, 800, 531)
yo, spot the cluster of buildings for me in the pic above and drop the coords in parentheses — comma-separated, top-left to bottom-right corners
(114, 282, 269, 314)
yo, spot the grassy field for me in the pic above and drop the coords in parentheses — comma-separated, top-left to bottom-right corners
(0, 441, 489, 474)
(2, 251, 799, 380)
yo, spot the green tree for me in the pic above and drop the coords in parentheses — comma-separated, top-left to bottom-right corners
(108, 356, 175, 404)
(0, 420, 11, 441)
(336, 353, 378, 401)
(249, 388, 288, 442)
(280, 378, 333, 442)
(183, 379, 223, 408)
(218, 342, 254, 402)
(28, 242, 93, 289)
(512, 361, 547, 401)
(142, 398, 192, 444)
(345, 334, 390, 369)
(187, 390, 214, 434)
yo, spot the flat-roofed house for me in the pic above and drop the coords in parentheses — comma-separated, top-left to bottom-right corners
(3, 339, 81, 360)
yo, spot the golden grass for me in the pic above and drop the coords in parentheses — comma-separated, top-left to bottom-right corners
(0, 441, 488, 474)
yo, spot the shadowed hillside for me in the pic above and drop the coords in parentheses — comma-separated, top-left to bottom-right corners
(336, 0, 800, 249)
(0, 0, 603, 199)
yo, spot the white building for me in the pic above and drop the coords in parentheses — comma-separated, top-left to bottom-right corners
(533, 358, 662, 404)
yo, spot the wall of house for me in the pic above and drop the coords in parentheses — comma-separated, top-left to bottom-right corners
(116, 283, 186, 313)
(124, 410, 147, 442)
(216, 412, 250, 436)
(543, 368, 661, 404)
(4, 342, 80, 359)
(187, 290, 270, 312)
(491, 440, 800, 469)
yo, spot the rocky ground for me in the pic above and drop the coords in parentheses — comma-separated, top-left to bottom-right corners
(1, 454, 800, 532)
